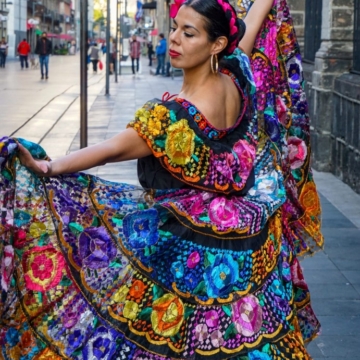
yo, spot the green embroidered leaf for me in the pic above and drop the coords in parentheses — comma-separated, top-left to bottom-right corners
(1, 168, 13, 181)
(224, 323, 238, 340)
(91, 216, 100, 227)
(193, 281, 207, 296)
(204, 252, 215, 268)
(112, 216, 123, 226)
(222, 304, 232, 317)
(69, 222, 84, 235)
(93, 317, 98, 327)
(138, 307, 152, 321)
(264, 107, 275, 116)
(198, 214, 210, 222)
(154, 135, 166, 148)
(191, 154, 199, 163)
(109, 260, 122, 268)
(137, 203, 145, 210)
(184, 306, 195, 320)
(262, 343, 271, 353)
(77, 175, 89, 187)
(152, 284, 164, 300)
(237, 256, 245, 269)
(194, 135, 203, 146)
(72, 350, 82, 357)
(170, 332, 181, 343)
(60, 276, 72, 287)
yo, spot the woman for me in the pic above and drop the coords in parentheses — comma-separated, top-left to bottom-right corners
(88, 42, 101, 74)
(0, 0, 323, 358)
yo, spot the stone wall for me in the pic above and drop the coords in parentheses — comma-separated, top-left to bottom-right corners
(288, 0, 305, 48)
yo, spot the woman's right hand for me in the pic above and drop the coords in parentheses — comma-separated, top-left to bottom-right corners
(18, 143, 52, 177)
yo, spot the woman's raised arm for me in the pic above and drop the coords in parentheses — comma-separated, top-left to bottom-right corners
(239, 0, 274, 57)
(18, 128, 152, 177)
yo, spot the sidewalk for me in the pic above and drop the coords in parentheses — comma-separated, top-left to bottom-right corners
(3, 55, 360, 358)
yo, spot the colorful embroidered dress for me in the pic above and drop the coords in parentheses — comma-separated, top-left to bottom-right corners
(0, 1, 323, 359)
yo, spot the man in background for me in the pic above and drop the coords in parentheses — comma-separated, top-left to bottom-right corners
(155, 33, 166, 76)
(0, 37, 9, 68)
(17, 38, 31, 69)
(129, 34, 141, 77)
(35, 32, 52, 80)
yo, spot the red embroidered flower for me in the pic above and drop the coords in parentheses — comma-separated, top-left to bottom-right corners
(23, 245, 65, 292)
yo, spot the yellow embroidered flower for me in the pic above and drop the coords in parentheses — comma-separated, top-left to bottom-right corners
(112, 285, 129, 303)
(123, 300, 139, 320)
(152, 105, 169, 120)
(165, 119, 195, 166)
(135, 108, 151, 123)
(299, 182, 320, 217)
(151, 293, 184, 337)
(148, 117, 163, 136)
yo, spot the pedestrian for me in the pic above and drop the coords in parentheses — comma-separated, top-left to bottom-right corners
(129, 34, 141, 76)
(0, 37, 9, 68)
(35, 32, 52, 80)
(17, 38, 31, 69)
(2, 0, 323, 358)
(110, 40, 117, 75)
(147, 40, 154, 66)
(155, 33, 166, 75)
(88, 42, 101, 74)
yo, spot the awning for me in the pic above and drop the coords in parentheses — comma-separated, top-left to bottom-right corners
(150, 28, 158, 36)
(142, 1, 156, 9)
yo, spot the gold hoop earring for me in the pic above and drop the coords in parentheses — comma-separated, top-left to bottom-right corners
(211, 54, 218, 74)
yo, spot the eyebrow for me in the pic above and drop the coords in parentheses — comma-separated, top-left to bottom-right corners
(173, 19, 200, 34)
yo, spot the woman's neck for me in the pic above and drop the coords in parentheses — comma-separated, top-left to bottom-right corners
(180, 63, 219, 100)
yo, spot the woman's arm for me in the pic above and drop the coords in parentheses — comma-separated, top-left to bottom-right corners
(18, 128, 152, 177)
(239, 0, 274, 57)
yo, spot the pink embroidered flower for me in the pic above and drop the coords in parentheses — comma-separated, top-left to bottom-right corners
(210, 330, 224, 347)
(1, 245, 14, 291)
(253, 71, 264, 88)
(205, 310, 219, 328)
(195, 324, 208, 342)
(231, 294, 263, 337)
(266, 25, 278, 64)
(209, 197, 239, 228)
(276, 96, 287, 125)
(190, 197, 204, 215)
(187, 251, 200, 269)
(214, 152, 235, 182)
(233, 139, 256, 179)
(288, 136, 307, 169)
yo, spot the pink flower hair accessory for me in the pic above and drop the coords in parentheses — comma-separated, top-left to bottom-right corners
(170, 0, 186, 18)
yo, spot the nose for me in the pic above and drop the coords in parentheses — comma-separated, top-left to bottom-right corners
(169, 28, 180, 45)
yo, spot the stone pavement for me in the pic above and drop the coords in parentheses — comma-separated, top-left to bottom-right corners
(2, 55, 360, 359)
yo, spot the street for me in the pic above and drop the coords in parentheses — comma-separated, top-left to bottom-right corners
(1, 54, 360, 359)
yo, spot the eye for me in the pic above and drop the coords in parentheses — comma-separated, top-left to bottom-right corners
(170, 26, 177, 33)
(184, 33, 194, 38)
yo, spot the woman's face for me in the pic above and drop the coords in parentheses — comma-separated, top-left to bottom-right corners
(169, 6, 215, 70)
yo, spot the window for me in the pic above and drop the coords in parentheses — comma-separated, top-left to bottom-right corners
(304, 0, 323, 63)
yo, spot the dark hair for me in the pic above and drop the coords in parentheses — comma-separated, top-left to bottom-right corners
(23, 38, 26, 41)
(159, 33, 164, 39)
(182, 0, 245, 59)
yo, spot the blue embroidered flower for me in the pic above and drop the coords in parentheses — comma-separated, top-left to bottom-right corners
(82, 326, 117, 360)
(171, 261, 184, 279)
(5, 328, 19, 347)
(188, 106, 197, 115)
(249, 349, 272, 360)
(269, 278, 285, 296)
(123, 209, 159, 250)
(184, 272, 200, 290)
(203, 254, 239, 298)
(67, 329, 85, 354)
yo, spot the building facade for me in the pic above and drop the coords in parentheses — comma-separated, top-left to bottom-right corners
(1, 0, 95, 58)
(294, 0, 360, 194)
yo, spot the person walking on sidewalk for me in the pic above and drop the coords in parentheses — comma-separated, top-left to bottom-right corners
(2, 0, 323, 358)
(155, 33, 166, 75)
(88, 42, 101, 74)
(35, 32, 52, 79)
(129, 34, 141, 76)
(147, 41, 154, 66)
(0, 37, 9, 68)
(17, 38, 31, 69)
